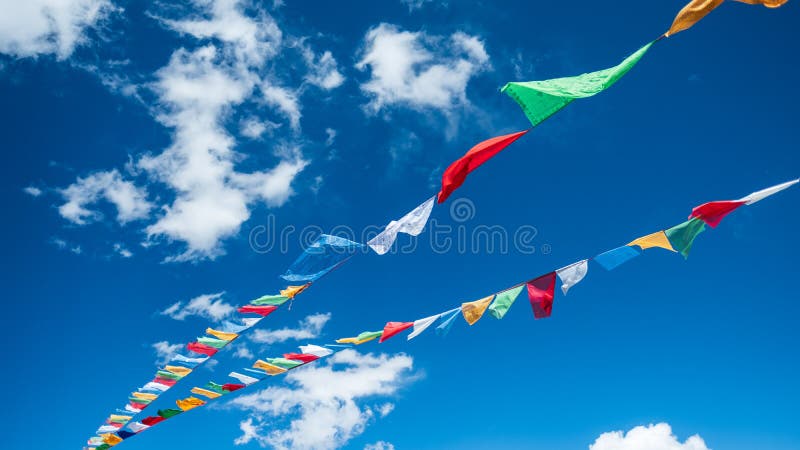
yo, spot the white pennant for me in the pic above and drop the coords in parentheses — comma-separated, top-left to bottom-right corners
(555, 260, 589, 295)
(299, 344, 334, 357)
(738, 179, 799, 205)
(229, 371, 260, 386)
(127, 422, 150, 433)
(368, 196, 436, 255)
(407, 314, 440, 340)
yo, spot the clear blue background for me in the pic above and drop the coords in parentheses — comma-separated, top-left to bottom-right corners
(1, 0, 798, 449)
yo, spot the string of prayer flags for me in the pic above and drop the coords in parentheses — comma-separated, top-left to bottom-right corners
(594, 246, 641, 271)
(176, 397, 205, 412)
(555, 260, 589, 295)
(665, 0, 788, 38)
(502, 42, 653, 129)
(435, 308, 462, 336)
(407, 314, 440, 340)
(627, 231, 675, 252)
(282, 234, 364, 282)
(739, 179, 798, 204)
(527, 273, 557, 319)
(665, 218, 706, 259)
(488, 285, 524, 319)
(379, 322, 414, 342)
(336, 330, 383, 345)
(437, 131, 529, 204)
(689, 200, 746, 228)
(462, 295, 495, 325)
(368, 196, 436, 254)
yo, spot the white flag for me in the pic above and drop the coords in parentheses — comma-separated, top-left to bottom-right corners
(407, 314, 440, 340)
(299, 344, 334, 357)
(739, 179, 799, 205)
(556, 260, 589, 295)
(368, 196, 435, 255)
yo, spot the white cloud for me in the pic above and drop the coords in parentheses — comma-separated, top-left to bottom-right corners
(233, 343, 254, 359)
(261, 84, 301, 131)
(240, 116, 280, 139)
(160, 292, 235, 321)
(49, 236, 83, 255)
(324, 128, 336, 147)
(590, 423, 710, 450)
(399, 0, 440, 11)
(113, 242, 133, 257)
(23, 186, 43, 197)
(58, 169, 152, 225)
(356, 23, 489, 114)
(0, 0, 116, 59)
(302, 48, 344, 90)
(152, 340, 183, 365)
(364, 442, 395, 450)
(250, 312, 331, 344)
(229, 349, 415, 449)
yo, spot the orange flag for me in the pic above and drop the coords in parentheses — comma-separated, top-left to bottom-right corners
(666, 0, 788, 37)
(461, 295, 495, 325)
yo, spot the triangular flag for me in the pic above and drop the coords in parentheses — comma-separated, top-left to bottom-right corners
(205, 328, 238, 341)
(488, 285, 524, 319)
(249, 295, 289, 306)
(368, 196, 436, 254)
(280, 283, 311, 298)
(379, 322, 414, 342)
(502, 42, 652, 128)
(461, 295, 495, 325)
(299, 344, 334, 357)
(665, 218, 706, 259)
(438, 131, 529, 203)
(689, 200, 745, 228)
(739, 179, 799, 205)
(435, 308, 461, 336)
(229, 372, 259, 386)
(407, 314, 440, 340)
(190, 387, 221, 399)
(283, 353, 320, 363)
(126, 422, 149, 433)
(555, 260, 589, 295)
(666, 0, 788, 37)
(252, 360, 289, 375)
(336, 330, 383, 345)
(594, 246, 641, 271)
(527, 272, 557, 319)
(627, 231, 675, 252)
(237, 305, 279, 316)
(176, 397, 205, 412)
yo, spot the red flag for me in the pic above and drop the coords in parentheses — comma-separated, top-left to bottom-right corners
(153, 377, 177, 387)
(237, 305, 279, 316)
(104, 421, 123, 428)
(379, 321, 414, 343)
(437, 130, 529, 203)
(689, 200, 745, 228)
(527, 272, 557, 319)
(129, 401, 149, 410)
(141, 416, 165, 426)
(222, 383, 245, 392)
(283, 353, 320, 363)
(187, 342, 219, 356)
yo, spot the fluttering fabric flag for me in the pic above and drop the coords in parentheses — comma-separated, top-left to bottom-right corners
(665, 218, 706, 259)
(164, 365, 192, 377)
(223, 383, 245, 392)
(228, 372, 259, 386)
(97, 425, 119, 434)
(204, 382, 227, 394)
(627, 231, 675, 251)
(461, 295, 495, 325)
(156, 370, 183, 380)
(107, 415, 132, 424)
(594, 246, 642, 271)
(252, 360, 288, 375)
(125, 405, 143, 414)
(299, 344, 334, 357)
(190, 387, 221, 399)
(265, 357, 305, 369)
(176, 397, 205, 412)
(527, 272, 557, 319)
(237, 305, 279, 317)
(379, 322, 414, 342)
(117, 430, 136, 440)
(171, 354, 208, 366)
(502, 43, 653, 128)
(368, 196, 436, 254)
(437, 131, 529, 204)
(126, 422, 149, 433)
(435, 308, 462, 336)
(407, 314, 440, 340)
(249, 295, 289, 306)
(283, 353, 320, 363)
(665, 0, 788, 37)
(739, 179, 799, 205)
(689, 200, 746, 228)
(157, 409, 183, 419)
(187, 342, 218, 356)
(102, 433, 123, 445)
(197, 336, 229, 348)
(154, 376, 177, 387)
(336, 330, 383, 345)
(131, 392, 158, 401)
(205, 328, 238, 341)
(88, 437, 105, 446)
(140, 416, 166, 426)
(282, 234, 365, 282)
(555, 260, 589, 295)
(141, 382, 171, 392)
(280, 284, 311, 298)
(488, 285, 524, 319)
(219, 320, 253, 333)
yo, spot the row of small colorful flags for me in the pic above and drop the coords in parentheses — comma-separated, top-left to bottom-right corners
(84, 1, 792, 447)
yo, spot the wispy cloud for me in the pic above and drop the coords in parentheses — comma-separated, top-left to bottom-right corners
(23, 186, 43, 197)
(152, 340, 183, 365)
(160, 292, 235, 322)
(250, 312, 331, 344)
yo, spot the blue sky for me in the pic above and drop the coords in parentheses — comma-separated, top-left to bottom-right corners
(1, 1, 799, 449)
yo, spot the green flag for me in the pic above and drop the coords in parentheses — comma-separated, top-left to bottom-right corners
(197, 336, 228, 349)
(266, 357, 304, 369)
(488, 285, 524, 319)
(156, 370, 183, 380)
(665, 218, 706, 259)
(157, 408, 183, 419)
(501, 41, 654, 128)
(204, 382, 227, 394)
(250, 294, 290, 306)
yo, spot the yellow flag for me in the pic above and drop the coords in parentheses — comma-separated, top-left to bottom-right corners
(190, 387, 222, 399)
(131, 392, 158, 401)
(280, 283, 310, 298)
(253, 360, 288, 375)
(461, 295, 495, 325)
(205, 328, 239, 341)
(102, 433, 123, 445)
(176, 396, 206, 411)
(627, 231, 675, 252)
(667, 0, 788, 37)
(164, 365, 193, 377)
